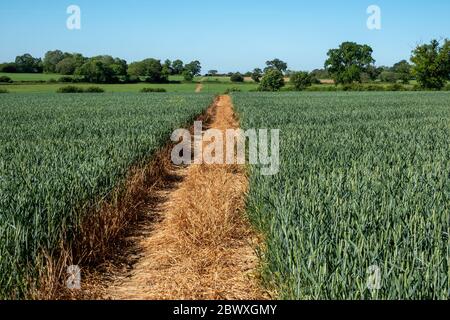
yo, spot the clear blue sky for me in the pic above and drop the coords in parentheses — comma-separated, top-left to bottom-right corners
(1, 0, 449, 72)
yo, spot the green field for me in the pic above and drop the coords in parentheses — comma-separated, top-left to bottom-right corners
(0, 72, 68, 82)
(233, 92, 450, 299)
(0, 82, 201, 93)
(0, 93, 213, 299)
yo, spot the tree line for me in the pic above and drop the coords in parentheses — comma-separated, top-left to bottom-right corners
(228, 39, 450, 91)
(1, 39, 449, 89)
(0, 51, 202, 84)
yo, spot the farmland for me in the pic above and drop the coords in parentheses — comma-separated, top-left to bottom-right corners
(233, 92, 450, 299)
(0, 93, 213, 299)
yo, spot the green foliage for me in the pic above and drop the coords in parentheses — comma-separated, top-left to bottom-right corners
(411, 39, 450, 90)
(0, 88, 9, 93)
(0, 93, 212, 298)
(128, 59, 167, 83)
(14, 54, 43, 73)
(258, 69, 285, 91)
(56, 85, 85, 93)
(290, 71, 312, 90)
(140, 87, 167, 93)
(0, 76, 13, 83)
(0, 63, 18, 73)
(379, 71, 400, 83)
(55, 54, 86, 75)
(233, 92, 450, 299)
(223, 87, 242, 94)
(392, 60, 412, 84)
(58, 76, 73, 83)
(171, 60, 184, 75)
(230, 72, 244, 83)
(43, 50, 65, 73)
(184, 60, 202, 76)
(386, 83, 406, 91)
(182, 70, 194, 82)
(325, 42, 375, 84)
(85, 86, 105, 93)
(251, 68, 263, 83)
(265, 58, 288, 73)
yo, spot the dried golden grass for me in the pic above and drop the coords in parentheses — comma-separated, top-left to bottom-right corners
(107, 96, 267, 300)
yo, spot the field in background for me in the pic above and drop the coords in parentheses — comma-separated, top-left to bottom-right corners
(0, 72, 69, 81)
(0, 82, 198, 93)
(233, 92, 450, 299)
(0, 93, 213, 299)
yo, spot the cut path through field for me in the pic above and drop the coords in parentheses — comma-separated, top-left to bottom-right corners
(104, 95, 265, 300)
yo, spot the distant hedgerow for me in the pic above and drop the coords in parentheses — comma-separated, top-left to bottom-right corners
(0, 89, 9, 94)
(85, 86, 105, 93)
(57, 86, 85, 93)
(140, 87, 167, 93)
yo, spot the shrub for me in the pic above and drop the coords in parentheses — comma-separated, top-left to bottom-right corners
(290, 71, 313, 91)
(366, 84, 385, 91)
(85, 86, 105, 93)
(58, 76, 73, 83)
(224, 87, 241, 94)
(125, 76, 141, 84)
(342, 84, 364, 91)
(140, 87, 167, 93)
(230, 73, 244, 83)
(182, 70, 194, 82)
(56, 86, 85, 93)
(258, 69, 285, 91)
(0, 89, 9, 93)
(47, 79, 57, 84)
(386, 83, 406, 91)
(443, 84, 450, 91)
(0, 76, 13, 83)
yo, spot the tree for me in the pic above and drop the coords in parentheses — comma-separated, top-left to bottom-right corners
(411, 39, 450, 89)
(379, 71, 399, 83)
(0, 63, 17, 73)
(43, 50, 65, 73)
(324, 42, 375, 84)
(392, 60, 412, 83)
(251, 68, 263, 82)
(258, 69, 285, 91)
(163, 59, 173, 75)
(230, 72, 244, 82)
(265, 59, 288, 73)
(182, 70, 194, 81)
(15, 54, 43, 73)
(290, 71, 312, 90)
(55, 53, 86, 75)
(128, 59, 167, 83)
(172, 60, 184, 75)
(208, 70, 218, 76)
(184, 60, 202, 76)
(75, 59, 116, 83)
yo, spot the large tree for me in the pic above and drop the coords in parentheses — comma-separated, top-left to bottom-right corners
(392, 60, 412, 84)
(258, 69, 285, 91)
(15, 54, 43, 73)
(264, 58, 288, 73)
(411, 39, 450, 90)
(324, 42, 375, 84)
(184, 60, 202, 76)
(172, 59, 184, 75)
(128, 58, 167, 83)
(43, 50, 65, 73)
(55, 53, 86, 75)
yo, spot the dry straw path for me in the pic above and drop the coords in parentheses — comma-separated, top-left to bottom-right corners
(105, 95, 264, 300)
(195, 83, 203, 93)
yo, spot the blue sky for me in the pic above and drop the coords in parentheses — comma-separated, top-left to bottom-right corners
(0, 0, 449, 72)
